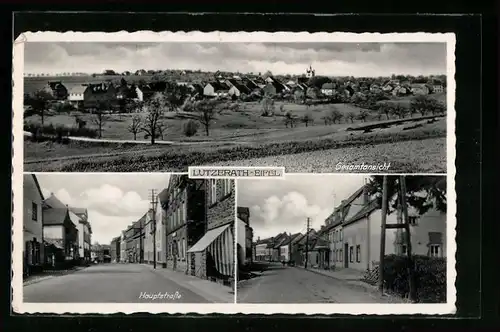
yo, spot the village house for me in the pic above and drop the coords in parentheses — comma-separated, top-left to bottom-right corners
(270, 232, 289, 262)
(124, 225, 136, 263)
(321, 82, 336, 96)
(120, 230, 127, 262)
(69, 207, 92, 264)
(188, 178, 235, 286)
(23, 174, 45, 276)
(263, 79, 288, 97)
(164, 175, 206, 274)
(47, 81, 69, 100)
(325, 211, 343, 268)
(131, 216, 146, 263)
(279, 233, 302, 263)
(83, 82, 118, 110)
(369, 83, 382, 93)
(432, 84, 444, 93)
(110, 237, 119, 263)
(392, 85, 410, 96)
(42, 194, 80, 268)
(410, 83, 430, 95)
(138, 81, 168, 101)
(254, 237, 271, 261)
(67, 85, 86, 109)
(337, 183, 446, 272)
(227, 79, 252, 98)
(237, 206, 253, 265)
(143, 209, 155, 264)
(203, 81, 230, 98)
(290, 229, 317, 267)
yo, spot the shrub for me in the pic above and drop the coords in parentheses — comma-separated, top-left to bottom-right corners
(382, 254, 446, 303)
(23, 122, 99, 140)
(183, 119, 199, 137)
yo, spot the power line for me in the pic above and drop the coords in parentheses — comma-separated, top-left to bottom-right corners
(149, 189, 158, 269)
(304, 217, 311, 269)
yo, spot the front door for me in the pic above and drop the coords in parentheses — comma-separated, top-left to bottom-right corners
(344, 243, 349, 268)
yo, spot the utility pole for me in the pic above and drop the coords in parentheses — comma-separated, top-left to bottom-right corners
(150, 189, 158, 269)
(378, 175, 388, 295)
(304, 217, 311, 269)
(399, 176, 416, 302)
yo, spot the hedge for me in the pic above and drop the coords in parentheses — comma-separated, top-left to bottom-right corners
(383, 254, 446, 303)
(24, 122, 98, 140)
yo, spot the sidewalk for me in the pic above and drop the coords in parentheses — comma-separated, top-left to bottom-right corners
(23, 266, 88, 286)
(143, 264, 234, 303)
(296, 266, 406, 302)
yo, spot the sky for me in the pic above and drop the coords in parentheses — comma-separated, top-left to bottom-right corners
(24, 42, 447, 77)
(237, 175, 368, 240)
(35, 173, 171, 245)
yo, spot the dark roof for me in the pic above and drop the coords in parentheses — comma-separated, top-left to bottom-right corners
(30, 174, 45, 201)
(43, 208, 69, 226)
(280, 233, 302, 246)
(190, 83, 204, 95)
(228, 79, 252, 94)
(68, 85, 87, 94)
(44, 194, 67, 209)
(243, 78, 259, 90)
(321, 83, 336, 89)
(85, 83, 115, 94)
(208, 81, 230, 92)
(237, 206, 250, 216)
(343, 198, 380, 226)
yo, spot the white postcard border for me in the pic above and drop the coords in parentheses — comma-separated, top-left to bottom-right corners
(12, 30, 457, 315)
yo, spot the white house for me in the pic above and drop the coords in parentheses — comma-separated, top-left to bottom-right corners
(321, 83, 336, 96)
(67, 85, 86, 108)
(432, 84, 444, 93)
(135, 86, 144, 102)
(23, 174, 45, 274)
(255, 242, 268, 261)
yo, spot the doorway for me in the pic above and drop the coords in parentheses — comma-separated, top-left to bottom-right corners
(344, 243, 349, 268)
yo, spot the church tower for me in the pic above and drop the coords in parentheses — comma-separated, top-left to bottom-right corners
(306, 65, 315, 78)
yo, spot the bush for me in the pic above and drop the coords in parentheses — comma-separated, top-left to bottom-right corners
(383, 254, 446, 303)
(24, 122, 99, 141)
(183, 119, 199, 137)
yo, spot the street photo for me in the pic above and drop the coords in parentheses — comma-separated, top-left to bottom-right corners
(236, 174, 451, 306)
(19, 173, 236, 306)
(18, 32, 454, 173)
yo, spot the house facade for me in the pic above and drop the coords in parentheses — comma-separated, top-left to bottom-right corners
(321, 83, 336, 96)
(188, 179, 235, 286)
(83, 83, 118, 110)
(69, 207, 92, 264)
(165, 175, 206, 274)
(23, 174, 45, 275)
(47, 81, 69, 100)
(237, 206, 253, 265)
(43, 206, 79, 268)
(67, 85, 86, 108)
(254, 240, 270, 261)
(120, 230, 127, 262)
(410, 84, 430, 95)
(203, 82, 230, 97)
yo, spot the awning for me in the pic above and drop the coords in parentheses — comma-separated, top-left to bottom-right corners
(187, 224, 231, 253)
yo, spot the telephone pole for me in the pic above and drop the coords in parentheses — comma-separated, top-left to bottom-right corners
(378, 175, 388, 295)
(400, 176, 416, 302)
(304, 217, 311, 269)
(149, 189, 158, 269)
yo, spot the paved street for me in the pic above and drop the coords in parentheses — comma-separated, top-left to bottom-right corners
(237, 263, 394, 303)
(23, 263, 211, 303)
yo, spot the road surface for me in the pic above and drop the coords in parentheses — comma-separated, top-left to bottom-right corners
(237, 264, 394, 303)
(23, 263, 209, 303)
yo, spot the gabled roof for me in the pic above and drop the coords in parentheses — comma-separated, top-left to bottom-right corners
(207, 81, 230, 92)
(343, 198, 380, 226)
(44, 194, 67, 209)
(68, 85, 87, 95)
(85, 83, 114, 94)
(280, 233, 302, 246)
(30, 174, 45, 201)
(321, 83, 336, 89)
(43, 208, 69, 226)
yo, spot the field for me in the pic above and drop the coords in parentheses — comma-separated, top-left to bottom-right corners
(376, 92, 447, 108)
(24, 116, 447, 172)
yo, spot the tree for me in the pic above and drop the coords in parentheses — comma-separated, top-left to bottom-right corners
(284, 111, 296, 128)
(411, 95, 434, 117)
(357, 110, 369, 122)
(379, 104, 392, 120)
(141, 93, 167, 144)
(92, 100, 111, 138)
(195, 99, 220, 136)
(366, 175, 447, 215)
(329, 108, 344, 124)
(24, 90, 54, 125)
(346, 111, 356, 123)
(127, 115, 142, 140)
(391, 105, 407, 119)
(261, 97, 275, 116)
(301, 113, 313, 127)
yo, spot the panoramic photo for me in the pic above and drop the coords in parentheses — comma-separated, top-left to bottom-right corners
(236, 174, 448, 304)
(23, 42, 448, 173)
(22, 173, 235, 303)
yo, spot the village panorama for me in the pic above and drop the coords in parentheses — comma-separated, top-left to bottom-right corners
(22, 42, 448, 173)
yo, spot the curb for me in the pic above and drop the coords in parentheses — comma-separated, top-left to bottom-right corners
(23, 266, 87, 286)
(147, 266, 233, 303)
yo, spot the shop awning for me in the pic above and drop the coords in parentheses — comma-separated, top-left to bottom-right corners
(187, 224, 231, 253)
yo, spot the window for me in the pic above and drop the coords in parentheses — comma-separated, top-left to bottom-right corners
(349, 246, 354, 263)
(31, 202, 37, 221)
(408, 216, 419, 226)
(223, 179, 232, 196)
(356, 245, 361, 263)
(430, 244, 441, 257)
(402, 245, 407, 255)
(210, 179, 217, 204)
(339, 249, 343, 262)
(340, 230, 343, 241)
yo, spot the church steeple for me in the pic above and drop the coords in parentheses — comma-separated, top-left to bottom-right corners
(306, 65, 315, 78)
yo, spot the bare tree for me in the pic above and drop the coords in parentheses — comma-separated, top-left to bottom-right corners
(357, 110, 369, 122)
(284, 111, 296, 128)
(91, 100, 111, 138)
(379, 104, 391, 120)
(391, 105, 407, 119)
(141, 93, 167, 144)
(195, 99, 220, 136)
(128, 115, 142, 140)
(301, 113, 314, 127)
(346, 111, 356, 123)
(329, 108, 343, 124)
(261, 97, 275, 116)
(24, 90, 54, 126)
